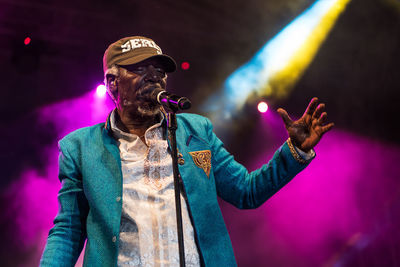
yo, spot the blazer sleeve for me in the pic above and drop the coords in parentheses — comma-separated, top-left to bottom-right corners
(206, 117, 312, 209)
(40, 140, 89, 267)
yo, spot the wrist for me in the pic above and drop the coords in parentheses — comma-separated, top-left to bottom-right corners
(287, 138, 314, 163)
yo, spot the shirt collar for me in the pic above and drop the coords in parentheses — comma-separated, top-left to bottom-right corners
(109, 109, 165, 142)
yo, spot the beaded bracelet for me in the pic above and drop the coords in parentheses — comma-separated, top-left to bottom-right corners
(286, 138, 308, 164)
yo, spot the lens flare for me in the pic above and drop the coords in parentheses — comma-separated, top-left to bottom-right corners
(257, 101, 268, 113)
(96, 84, 107, 98)
(24, 37, 31, 45)
(181, 62, 190, 70)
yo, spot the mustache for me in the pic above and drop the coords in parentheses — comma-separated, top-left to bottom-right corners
(136, 83, 163, 100)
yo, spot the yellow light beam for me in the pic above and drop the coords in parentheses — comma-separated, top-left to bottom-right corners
(202, 0, 352, 120)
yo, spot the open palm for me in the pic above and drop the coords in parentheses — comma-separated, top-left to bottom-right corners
(277, 97, 334, 152)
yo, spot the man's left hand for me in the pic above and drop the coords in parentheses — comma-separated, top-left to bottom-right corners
(277, 97, 334, 153)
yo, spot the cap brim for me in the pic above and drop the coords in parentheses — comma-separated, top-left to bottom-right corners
(117, 54, 177, 73)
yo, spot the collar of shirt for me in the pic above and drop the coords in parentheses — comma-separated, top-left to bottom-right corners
(109, 109, 165, 145)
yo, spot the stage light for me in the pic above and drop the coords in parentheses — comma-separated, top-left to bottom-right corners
(257, 102, 268, 113)
(201, 0, 351, 123)
(225, 0, 351, 102)
(181, 62, 190, 70)
(96, 84, 107, 98)
(24, 37, 31, 45)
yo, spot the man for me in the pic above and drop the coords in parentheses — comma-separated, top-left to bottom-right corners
(40, 36, 334, 267)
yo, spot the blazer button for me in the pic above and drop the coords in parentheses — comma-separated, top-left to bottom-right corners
(178, 158, 185, 165)
(112, 236, 117, 243)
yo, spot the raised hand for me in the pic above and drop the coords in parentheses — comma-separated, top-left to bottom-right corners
(277, 97, 334, 152)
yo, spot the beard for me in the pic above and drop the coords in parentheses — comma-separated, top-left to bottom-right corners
(137, 103, 160, 117)
(122, 98, 160, 118)
(122, 83, 163, 120)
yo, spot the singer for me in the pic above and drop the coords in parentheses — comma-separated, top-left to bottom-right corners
(40, 36, 334, 267)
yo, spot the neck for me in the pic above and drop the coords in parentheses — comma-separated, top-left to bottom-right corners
(115, 109, 160, 137)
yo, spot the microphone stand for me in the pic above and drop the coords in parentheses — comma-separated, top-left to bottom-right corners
(167, 108, 186, 267)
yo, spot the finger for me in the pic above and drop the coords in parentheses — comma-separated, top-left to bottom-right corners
(313, 104, 325, 119)
(318, 112, 327, 124)
(277, 108, 293, 127)
(321, 122, 334, 134)
(304, 97, 319, 116)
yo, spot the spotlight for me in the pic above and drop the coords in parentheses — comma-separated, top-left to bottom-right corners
(24, 37, 31, 45)
(96, 84, 107, 98)
(257, 101, 268, 113)
(181, 62, 190, 70)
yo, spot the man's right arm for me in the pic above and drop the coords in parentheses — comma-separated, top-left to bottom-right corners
(40, 141, 89, 267)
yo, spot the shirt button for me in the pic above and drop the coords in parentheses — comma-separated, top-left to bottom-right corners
(178, 158, 185, 165)
(112, 236, 117, 242)
(116, 196, 121, 202)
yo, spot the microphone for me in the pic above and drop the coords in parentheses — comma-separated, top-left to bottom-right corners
(151, 89, 191, 111)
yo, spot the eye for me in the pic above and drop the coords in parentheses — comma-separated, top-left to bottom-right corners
(156, 68, 166, 76)
(151, 65, 166, 75)
(124, 65, 145, 74)
(133, 66, 146, 73)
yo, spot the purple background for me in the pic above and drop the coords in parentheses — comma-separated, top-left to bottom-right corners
(1, 0, 400, 266)
(1, 92, 399, 266)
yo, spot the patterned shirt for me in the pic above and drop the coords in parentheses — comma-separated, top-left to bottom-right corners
(110, 111, 200, 267)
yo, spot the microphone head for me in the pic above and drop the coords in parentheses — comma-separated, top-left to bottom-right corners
(145, 88, 165, 104)
(178, 97, 191, 110)
(152, 90, 192, 111)
(155, 90, 167, 104)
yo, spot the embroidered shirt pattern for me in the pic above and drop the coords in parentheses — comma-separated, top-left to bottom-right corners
(110, 111, 200, 267)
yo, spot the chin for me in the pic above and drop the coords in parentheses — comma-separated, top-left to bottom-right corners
(137, 105, 161, 117)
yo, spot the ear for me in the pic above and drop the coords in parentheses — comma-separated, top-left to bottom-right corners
(107, 75, 118, 94)
(106, 75, 119, 104)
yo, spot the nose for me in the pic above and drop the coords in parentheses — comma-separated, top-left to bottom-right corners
(143, 65, 163, 83)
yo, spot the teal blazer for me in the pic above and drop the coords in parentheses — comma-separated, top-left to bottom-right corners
(40, 113, 310, 267)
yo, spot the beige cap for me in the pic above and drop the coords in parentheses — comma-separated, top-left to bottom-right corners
(103, 36, 177, 75)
